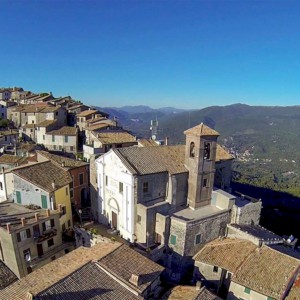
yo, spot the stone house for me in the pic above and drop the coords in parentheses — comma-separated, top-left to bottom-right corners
(11, 104, 66, 129)
(94, 123, 242, 279)
(0, 202, 73, 279)
(36, 151, 90, 208)
(76, 109, 108, 131)
(83, 131, 137, 162)
(193, 237, 300, 300)
(0, 130, 19, 150)
(42, 126, 78, 153)
(0, 241, 165, 299)
(0, 100, 16, 119)
(0, 89, 11, 101)
(0, 154, 28, 171)
(4, 161, 73, 231)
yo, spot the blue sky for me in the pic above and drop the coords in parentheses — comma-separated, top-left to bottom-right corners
(1, 0, 300, 109)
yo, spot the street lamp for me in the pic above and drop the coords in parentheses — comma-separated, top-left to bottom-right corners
(78, 209, 82, 226)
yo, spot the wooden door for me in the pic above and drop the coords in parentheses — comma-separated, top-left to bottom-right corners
(111, 211, 117, 229)
(37, 244, 43, 257)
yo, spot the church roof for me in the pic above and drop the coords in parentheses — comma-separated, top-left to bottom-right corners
(184, 123, 219, 137)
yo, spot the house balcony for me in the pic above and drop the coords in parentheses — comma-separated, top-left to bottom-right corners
(34, 228, 57, 243)
(29, 241, 75, 267)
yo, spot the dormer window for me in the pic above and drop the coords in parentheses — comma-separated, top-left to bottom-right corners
(204, 142, 210, 160)
(190, 142, 195, 158)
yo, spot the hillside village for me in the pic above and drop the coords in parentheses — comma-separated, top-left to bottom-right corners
(0, 87, 300, 299)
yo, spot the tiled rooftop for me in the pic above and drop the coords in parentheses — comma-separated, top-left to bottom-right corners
(0, 242, 121, 299)
(37, 151, 88, 170)
(47, 126, 77, 136)
(98, 244, 164, 294)
(138, 139, 159, 147)
(164, 285, 221, 300)
(286, 273, 300, 300)
(37, 120, 57, 127)
(114, 144, 231, 175)
(0, 154, 27, 165)
(35, 261, 143, 300)
(77, 109, 99, 117)
(12, 161, 72, 192)
(85, 123, 111, 131)
(0, 130, 18, 136)
(184, 123, 220, 137)
(0, 261, 17, 290)
(228, 224, 283, 242)
(193, 238, 256, 273)
(12, 104, 60, 113)
(233, 245, 300, 299)
(97, 132, 136, 145)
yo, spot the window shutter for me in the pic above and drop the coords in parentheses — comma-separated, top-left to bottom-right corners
(42, 222, 46, 232)
(26, 229, 31, 238)
(50, 219, 55, 228)
(17, 232, 21, 242)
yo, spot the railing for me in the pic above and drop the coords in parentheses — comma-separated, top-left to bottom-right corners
(34, 228, 57, 243)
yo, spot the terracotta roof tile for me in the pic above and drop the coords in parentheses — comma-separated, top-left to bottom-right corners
(37, 120, 57, 127)
(0, 261, 18, 290)
(99, 244, 164, 294)
(138, 139, 159, 147)
(35, 261, 143, 300)
(0, 242, 121, 299)
(47, 126, 77, 136)
(233, 245, 300, 299)
(37, 151, 88, 170)
(184, 123, 219, 137)
(0, 154, 27, 165)
(193, 238, 256, 273)
(12, 161, 72, 192)
(97, 132, 136, 144)
(76, 109, 99, 117)
(115, 144, 232, 175)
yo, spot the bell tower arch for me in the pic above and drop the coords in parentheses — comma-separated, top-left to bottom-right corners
(184, 123, 219, 210)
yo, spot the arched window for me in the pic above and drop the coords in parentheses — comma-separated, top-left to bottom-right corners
(190, 142, 195, 158)
(204, 142, 210, 160)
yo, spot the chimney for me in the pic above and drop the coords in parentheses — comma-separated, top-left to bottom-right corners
(165, 136, 169, 146)
(46, 209, 50, 217)
(34, 212, 39, 222)
(52, 180, 56, 190)
(6, 223, 11, 234)
(196, 281, 202, 291)
(129, 274, 141, 286)
(21, 217, 26, 227)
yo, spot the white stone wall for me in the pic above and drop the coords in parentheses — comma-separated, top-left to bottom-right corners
(44, 134, 77, 153)
(0, 173, 7, 201)
(228, 281, 269, 300)
(96, 151, 135, 241)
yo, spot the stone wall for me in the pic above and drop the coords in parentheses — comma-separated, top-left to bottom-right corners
(231, 200, 262, 225)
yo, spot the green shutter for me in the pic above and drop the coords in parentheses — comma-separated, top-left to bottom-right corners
(16, 191, 21, 204)
(244, 287, 251, 294)
(41, 195, 47, 209)
(170, 235, 177, 245)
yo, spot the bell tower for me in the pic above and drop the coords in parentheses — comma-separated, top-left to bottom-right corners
(184, 123, 219, 210)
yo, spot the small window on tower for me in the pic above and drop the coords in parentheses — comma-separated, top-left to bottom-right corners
(190, 142, 195, 158)
(204, 142, 210, 160)
(203, 178, 208, 187)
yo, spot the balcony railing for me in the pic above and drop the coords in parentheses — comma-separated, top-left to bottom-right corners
(34, 228, 57, 243)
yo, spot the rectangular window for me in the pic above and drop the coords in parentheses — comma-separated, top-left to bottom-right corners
(41, 195, 47, 208)
(70, 146, 74, 151)
(79, 173, 84, 185)
(137, 215, 141, 224)
(16, 191, 22, 204)
(43, 220, 51, 232)
(65, 136, 68, 143)
(62, 223, 66, 232)
(26, 228, 31, 238)
(195, 233, 201, 244)
(70, 189, 74, 198)
(50, 219, 55, 228)
(105, 176, 108, 186)
(66, 187, 68, 196)
(53, 145, 56, 150)
(59, 145, 62, 150)
(23, 248, 31, 262)
(17, 230, 30, 242)
(33, 224, 40, 238)
(61, 206, 66, 216)
(203, 178, 207, 187)
(244, 287, 251, 294)
(119, 182, 123, 194)
(143, 182, 148, 193)
(0, 182, 3, 190)
(213, 266, 218, 273)
(47, 238, 54, 247)
(52, 135, 55, 142)
(68, 220, 71, 227)
(43, 135, 45, 140)
(170, 234, 177, 245)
